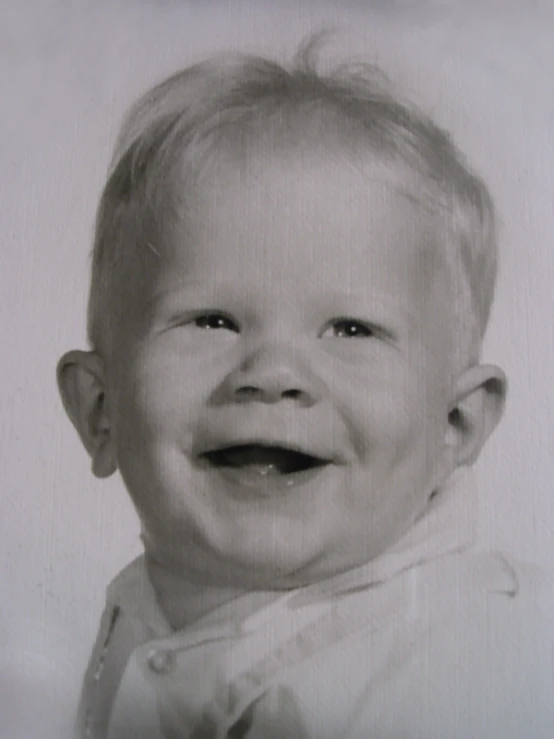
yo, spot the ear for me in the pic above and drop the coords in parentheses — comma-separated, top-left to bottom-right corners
(56, 350, 117, 479)
(445, 364, 507, 467)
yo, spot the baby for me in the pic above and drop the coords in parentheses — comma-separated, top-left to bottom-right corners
(58, 37, 554, 738)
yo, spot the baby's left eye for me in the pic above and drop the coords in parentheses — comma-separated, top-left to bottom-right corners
(323, 320, 375, 339)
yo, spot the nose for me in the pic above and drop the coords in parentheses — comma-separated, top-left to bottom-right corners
(215, 341, 323, 407)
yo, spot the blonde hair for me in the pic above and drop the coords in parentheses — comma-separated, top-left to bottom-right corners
(88, 35, 497, 366)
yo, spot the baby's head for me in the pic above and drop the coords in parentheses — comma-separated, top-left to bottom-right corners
(58, 38, 506, 590)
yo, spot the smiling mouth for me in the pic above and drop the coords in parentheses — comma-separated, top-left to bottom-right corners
(202, 444, 331, 475)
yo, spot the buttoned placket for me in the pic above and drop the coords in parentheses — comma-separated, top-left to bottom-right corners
(106, 619, 246, 739)
(103, 595, 322, 738)
(139, 583, 408, 739)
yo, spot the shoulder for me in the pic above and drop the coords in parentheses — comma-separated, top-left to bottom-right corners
(411, 550, 554, 668)
(331, 551, 554, 738)
(106, 556, 149, 607)
(366, 551, 554, 738)
(419, 550, 554, 621)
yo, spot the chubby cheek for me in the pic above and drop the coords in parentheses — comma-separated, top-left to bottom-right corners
(341, 375, 446, 545)
(113, 343, 209, 440)
(105, 369, 198, 525)
(342, 360, 427, 463)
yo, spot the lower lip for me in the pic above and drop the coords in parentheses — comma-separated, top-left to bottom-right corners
(206, 464, 331, 497)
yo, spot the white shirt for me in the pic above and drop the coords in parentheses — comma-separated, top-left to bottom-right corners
(77, 468, 554, 738)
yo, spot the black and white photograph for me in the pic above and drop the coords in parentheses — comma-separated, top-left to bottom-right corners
(1, 2, 553, 737)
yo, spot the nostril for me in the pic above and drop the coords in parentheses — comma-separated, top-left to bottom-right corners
(236, 386, 260, 397)
(282, 389, 303, 399)
(230, 384, 314, 406)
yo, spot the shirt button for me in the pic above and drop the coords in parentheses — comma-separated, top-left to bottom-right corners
(147, 648, 174, 675)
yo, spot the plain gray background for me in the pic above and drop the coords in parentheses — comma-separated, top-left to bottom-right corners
(1, 2, 553, 737)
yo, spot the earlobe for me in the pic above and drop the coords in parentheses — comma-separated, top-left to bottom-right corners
(56, 350, 118, 478)
(446, 364, 507, 467)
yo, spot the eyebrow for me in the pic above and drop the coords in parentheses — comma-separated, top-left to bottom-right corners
(144, 280, 216, 310)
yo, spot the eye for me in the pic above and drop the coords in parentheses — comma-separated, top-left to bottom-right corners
(193, 313, 239, 332)
(323, 319, 375, 339)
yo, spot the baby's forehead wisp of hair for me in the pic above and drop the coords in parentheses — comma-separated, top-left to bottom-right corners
(88, 37, 497, 369)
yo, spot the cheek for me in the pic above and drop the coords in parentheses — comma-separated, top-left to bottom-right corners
(110, 349, 202, 444)
(343, 354, 445, 460)
(344, 360, 417, 428)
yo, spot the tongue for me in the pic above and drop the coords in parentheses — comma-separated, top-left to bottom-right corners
(212, 445, 312, 474)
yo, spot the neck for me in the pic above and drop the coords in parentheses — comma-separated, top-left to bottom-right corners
(145, 553, 280, 631)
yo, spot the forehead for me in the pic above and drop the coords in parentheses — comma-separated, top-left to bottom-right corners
(162, 147, 443, 299)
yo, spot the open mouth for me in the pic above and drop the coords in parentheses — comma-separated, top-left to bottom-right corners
(202, 444, 330, 475)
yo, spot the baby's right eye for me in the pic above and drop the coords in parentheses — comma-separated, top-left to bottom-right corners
(193, 313, 239, 332)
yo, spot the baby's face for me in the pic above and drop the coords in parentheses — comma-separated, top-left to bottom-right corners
(107, 148, 456, 589)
